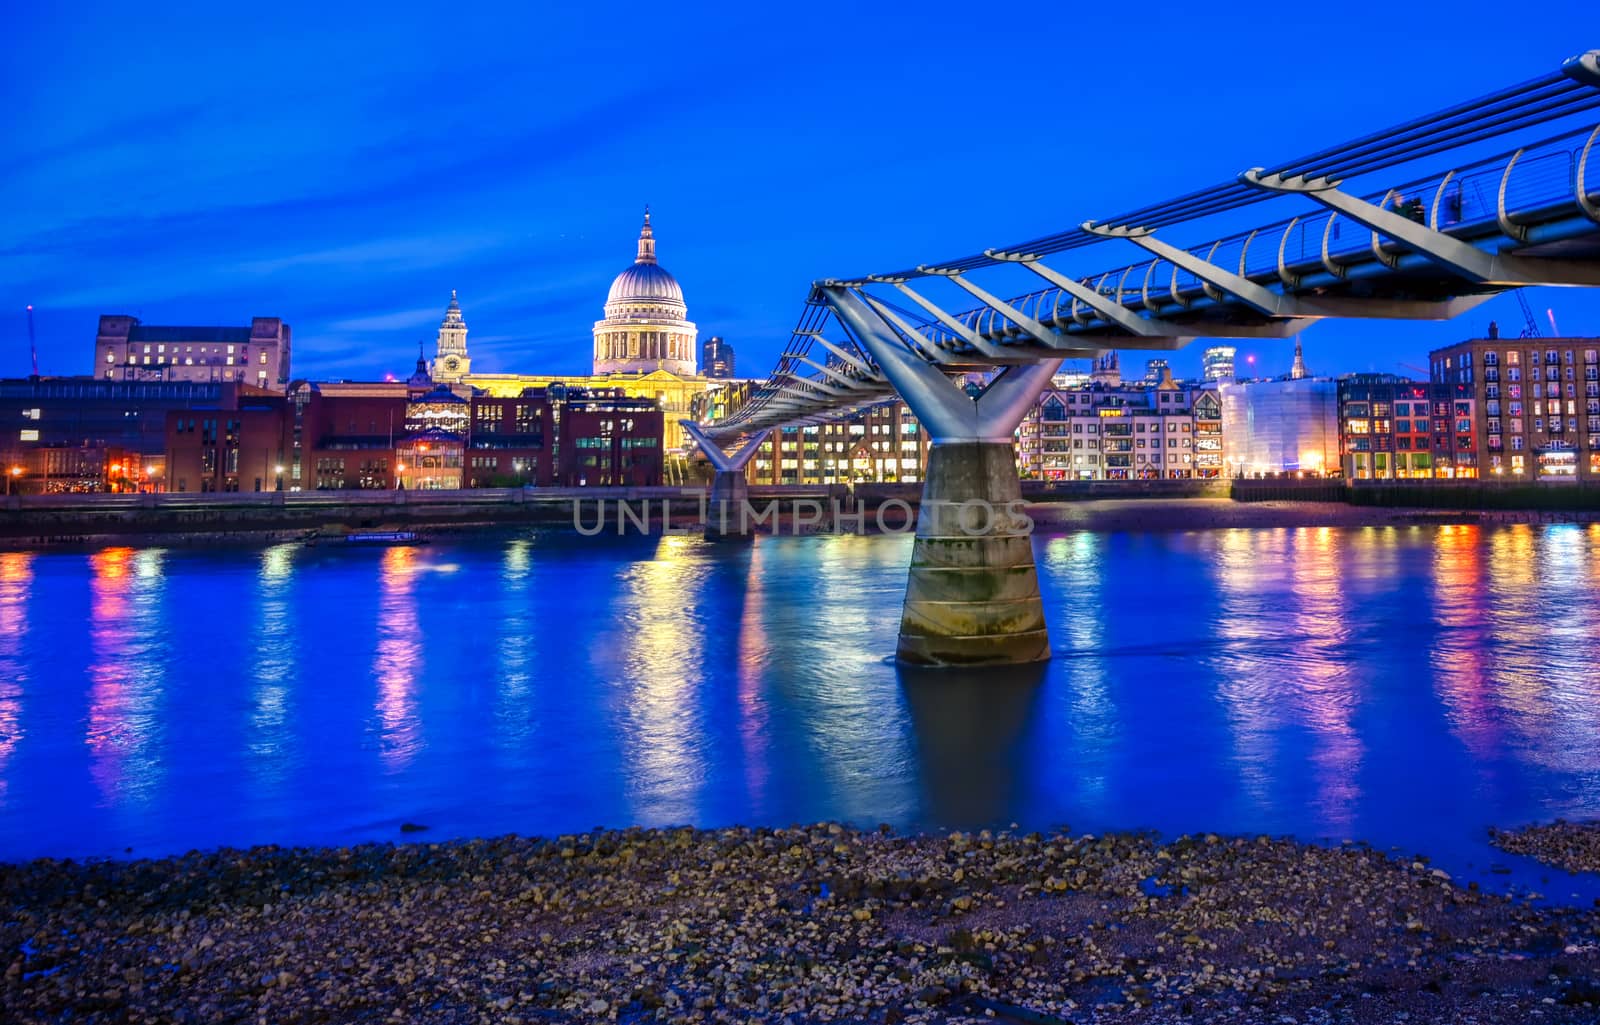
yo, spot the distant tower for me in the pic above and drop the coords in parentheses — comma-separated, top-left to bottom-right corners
(701, 336, 736, 378)
(1290, 337, 1308, 380)
(408, 340, 434, 392)
(433, 290, 470, 382)
(1090, 350, 1122, 387)
(1202, 345, 1236, 383)
(1143, 358, 1169, 385)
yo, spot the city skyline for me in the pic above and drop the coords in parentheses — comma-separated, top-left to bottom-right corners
(6, 2, 1598, 384)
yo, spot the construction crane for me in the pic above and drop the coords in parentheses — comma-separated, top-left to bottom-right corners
(25, 305, 39, 377)
(1514, 290, 1542, 338)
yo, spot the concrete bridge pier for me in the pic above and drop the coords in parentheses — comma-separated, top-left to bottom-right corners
(822, 286, 1062, 666)
(681, 422, 770, 540)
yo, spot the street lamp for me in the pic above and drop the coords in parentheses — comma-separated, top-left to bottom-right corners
(109, 462, 123, 493)
(6, 466, 21, 497)
(274, 463, 285, 491)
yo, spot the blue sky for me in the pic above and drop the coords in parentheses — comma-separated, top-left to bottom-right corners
(4, 1, 1598, 383)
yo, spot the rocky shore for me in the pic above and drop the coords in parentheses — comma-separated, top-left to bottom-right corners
(1492, 821, 1600, 875)
(6, 826, 1600, 1024)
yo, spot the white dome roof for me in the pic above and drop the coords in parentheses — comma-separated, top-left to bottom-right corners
(607, 261, 684, 307)
(603, 208, 687, 317)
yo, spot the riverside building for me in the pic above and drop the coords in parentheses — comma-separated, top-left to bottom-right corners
(94, 316, 291, 391)
(1337, 374, 1477, 479)
(1429, 332, 1600, 481)
(1219, 377, 1340, 477)
(1015, 367, 1224, 481)
(0, 378, 267, 493)
(164, 368, 661, 493)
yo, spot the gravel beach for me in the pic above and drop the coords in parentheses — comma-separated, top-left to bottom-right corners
(1492, 821, 1600, 875)
(7, 825, 1600, 1024)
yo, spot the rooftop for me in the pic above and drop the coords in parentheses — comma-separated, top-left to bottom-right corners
(127, 326, 255, 343)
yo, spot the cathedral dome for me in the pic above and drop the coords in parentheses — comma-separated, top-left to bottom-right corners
(604, 208, 686, 316)
(593, 207, 698, 379)
(607, 261, 684, 307)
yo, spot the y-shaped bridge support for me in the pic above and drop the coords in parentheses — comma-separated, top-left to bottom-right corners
(681, 421, 771, 540)
(821, 285, 1062, 666)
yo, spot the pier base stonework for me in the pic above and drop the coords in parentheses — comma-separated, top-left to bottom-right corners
(705, 469, 752, 540)
(897, 442, 1049, 667)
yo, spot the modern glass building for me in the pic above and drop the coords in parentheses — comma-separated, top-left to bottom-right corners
(1219, 378, 1339, 476)
(1202, 345, 1237, 383)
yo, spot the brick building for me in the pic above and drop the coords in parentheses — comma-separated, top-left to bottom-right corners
(554, 386, 664, 486)
(0, 377, 273, 493)
(1430, 334, 1600, 481)
(164, 380, 661, 491)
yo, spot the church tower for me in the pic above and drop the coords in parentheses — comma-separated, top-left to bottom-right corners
(433, 290, 470, 382)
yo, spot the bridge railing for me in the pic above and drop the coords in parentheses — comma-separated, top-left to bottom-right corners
(920, 124, 1600, 346)
(705, 62, 1600, 436)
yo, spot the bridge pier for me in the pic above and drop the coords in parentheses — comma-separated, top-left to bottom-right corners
(681, 422, 769, 540)
(899, 441, 1049, 665)
(822, 286, 1062, 667)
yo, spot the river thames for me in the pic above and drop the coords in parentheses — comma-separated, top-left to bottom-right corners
(2, 524, 1599, 885)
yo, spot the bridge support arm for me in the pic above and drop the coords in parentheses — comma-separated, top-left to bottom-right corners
(1240, 169, 1600, 286)
(1086, 221, 1511, 318)
(994, 251, 1302, 338)
(680, 421, 770, 473)
(1083, 223, 1293, 316)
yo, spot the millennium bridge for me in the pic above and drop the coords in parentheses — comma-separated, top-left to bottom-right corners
(687, 51, 1600, 667)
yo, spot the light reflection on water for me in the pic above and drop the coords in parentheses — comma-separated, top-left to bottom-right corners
(86, 548, 168, 811)
(0, 552, 32, 805)
(373, 547, 424, 772)
(4, 525, 1600, 891)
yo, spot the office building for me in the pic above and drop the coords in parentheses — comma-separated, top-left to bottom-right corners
(701, 337, 736, 379)
(1202, 345, 1237, 383)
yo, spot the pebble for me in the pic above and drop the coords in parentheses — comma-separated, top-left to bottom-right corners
(3, 823, 1598, 1024)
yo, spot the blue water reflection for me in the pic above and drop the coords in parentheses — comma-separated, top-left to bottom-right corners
(4, 525, 1600, 891)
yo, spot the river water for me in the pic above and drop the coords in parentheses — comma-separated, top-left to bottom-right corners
(2, 524, 1599, 891)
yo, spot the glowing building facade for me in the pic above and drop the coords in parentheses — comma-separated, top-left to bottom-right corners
(1219, 378, 1339, 476)
(1202, 345, 1237, 383)
(1016, 372, 1224, 480)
